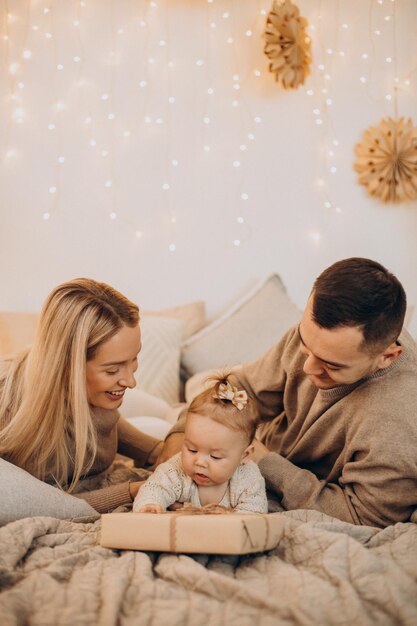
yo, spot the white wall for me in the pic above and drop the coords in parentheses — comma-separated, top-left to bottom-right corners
(1, 1, 417, 334)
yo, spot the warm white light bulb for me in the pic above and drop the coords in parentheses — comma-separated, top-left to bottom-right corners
(105, 180, 113, 188)
(49, 186, 57, 194)
(162, 183, 170, 190)
(43, 212, 51, 220)
(233, 239, 241, 247)
(241, 193, 249, 200)
(109, 212, 117, 220)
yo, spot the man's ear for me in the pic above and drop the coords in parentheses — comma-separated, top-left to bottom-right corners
(376, 342, 403, 370)
(241, 443, 254, 464)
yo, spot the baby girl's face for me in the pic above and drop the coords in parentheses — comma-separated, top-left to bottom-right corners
(181, 413, 250, 488)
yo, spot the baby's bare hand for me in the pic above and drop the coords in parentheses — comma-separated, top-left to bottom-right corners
(140, 504, 164, 514)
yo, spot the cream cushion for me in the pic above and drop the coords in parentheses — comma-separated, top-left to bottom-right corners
(136, 316, 183, 405)
(145, 300, 206, 339)
(0, 312, 38, 356)
(181, 274, 302, 376)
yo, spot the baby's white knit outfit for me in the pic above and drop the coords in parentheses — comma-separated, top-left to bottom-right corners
(133, 452, 268, 513)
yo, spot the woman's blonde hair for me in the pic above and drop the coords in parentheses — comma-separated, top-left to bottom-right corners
(0, 278, 139, 491)
(187, 371, 259, 445)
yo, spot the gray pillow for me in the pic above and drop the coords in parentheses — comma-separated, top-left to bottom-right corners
(0, 458, 97, 526)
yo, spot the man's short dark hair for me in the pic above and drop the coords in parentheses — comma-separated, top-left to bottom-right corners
(312, 258, 407, 353)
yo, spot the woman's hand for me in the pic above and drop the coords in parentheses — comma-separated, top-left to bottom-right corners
(154, 433, 184, 467)
(145, 440, 164, 469)
(128, 480, 146, 500)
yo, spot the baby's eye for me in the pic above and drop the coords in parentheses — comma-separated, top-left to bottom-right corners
(325, 364, 341, 371)
(106, 369, 119, 375)
(188, 448, 197, 454)
(210, 455, 223, 460)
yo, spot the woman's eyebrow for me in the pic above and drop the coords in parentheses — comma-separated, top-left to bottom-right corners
(297, 325, 348, 368)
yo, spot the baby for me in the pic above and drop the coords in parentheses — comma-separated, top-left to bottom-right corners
(133, 373, 268, 514)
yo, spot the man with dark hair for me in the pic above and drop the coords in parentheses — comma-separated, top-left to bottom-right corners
(230, 257, 416, 527)
(162, 258, 417, 528)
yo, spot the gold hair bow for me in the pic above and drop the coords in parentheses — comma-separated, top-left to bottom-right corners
(214, 380, 248, 411)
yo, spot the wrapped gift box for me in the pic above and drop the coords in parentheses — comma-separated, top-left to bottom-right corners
(100, 511, 284, 555)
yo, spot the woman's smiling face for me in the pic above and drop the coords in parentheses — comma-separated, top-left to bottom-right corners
(86, 324, 141, 409)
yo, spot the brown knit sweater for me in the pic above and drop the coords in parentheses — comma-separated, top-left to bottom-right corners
(72, 410, 161, 512)
(171, 327, 417, 528)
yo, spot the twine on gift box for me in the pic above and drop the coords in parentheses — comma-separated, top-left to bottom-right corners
(167, 503, 234, 551)
(166, 505, 271, 553)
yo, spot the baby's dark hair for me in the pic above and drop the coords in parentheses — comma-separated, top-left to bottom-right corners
(187, 371, 260, 445)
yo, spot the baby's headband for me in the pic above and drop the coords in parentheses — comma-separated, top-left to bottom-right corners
(213, 380, 248, 411)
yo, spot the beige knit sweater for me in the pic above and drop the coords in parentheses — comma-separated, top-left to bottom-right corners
(171, 327, 417, 528)
(237, 326, 417, 528)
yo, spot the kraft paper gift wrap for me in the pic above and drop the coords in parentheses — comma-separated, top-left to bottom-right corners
(100, 511, 285, 554)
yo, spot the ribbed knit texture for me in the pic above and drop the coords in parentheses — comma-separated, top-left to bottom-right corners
(235, 326, 417, 527)
(168, 327, 417, 528)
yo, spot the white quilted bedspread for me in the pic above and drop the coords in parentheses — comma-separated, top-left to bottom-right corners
(1, 509, 416, 625)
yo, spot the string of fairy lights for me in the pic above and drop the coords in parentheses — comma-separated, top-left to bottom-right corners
(1, 0, 416, 252)
(303, 0, 416, 247)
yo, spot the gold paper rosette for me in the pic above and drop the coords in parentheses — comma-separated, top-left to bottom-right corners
(263, 0, 312, 89)
(354, 117, 417, 203)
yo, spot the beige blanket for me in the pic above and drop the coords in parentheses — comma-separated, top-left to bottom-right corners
(1, 509, 416, 625)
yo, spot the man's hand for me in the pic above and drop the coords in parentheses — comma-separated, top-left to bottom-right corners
(154, 433, 184, 467)
(249, 438, 270, 463)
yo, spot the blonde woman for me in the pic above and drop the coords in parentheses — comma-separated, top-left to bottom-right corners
(0, 278, 163, 513)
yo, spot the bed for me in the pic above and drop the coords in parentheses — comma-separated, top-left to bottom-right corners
(1, 507, 417, 625)
(1, 275, 417, 624)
